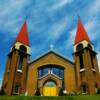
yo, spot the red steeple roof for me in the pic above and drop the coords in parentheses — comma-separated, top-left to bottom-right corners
(74, 18, 90, 45)
(16, 20, 30, 46)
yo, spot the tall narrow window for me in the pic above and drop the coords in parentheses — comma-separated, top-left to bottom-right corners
(14, 84, 20, 93)
(18, 55, 23, 70)
(95, 83, 98, 93)
(90, 52, 94, 68)
(8, 55, 12, 72)
(38, 69, 42, 78)
(79, 53, 84, 69)
(18, 45, 26, 70)
(76, 44, 84, 69)
(81, 83, 88, 94)
(81, 84, 87, 93)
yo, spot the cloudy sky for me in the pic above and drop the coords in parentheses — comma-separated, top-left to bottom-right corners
(0, 0, 100, 88)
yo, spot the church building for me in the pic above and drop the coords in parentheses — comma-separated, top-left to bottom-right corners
(2, 18, 100, 96)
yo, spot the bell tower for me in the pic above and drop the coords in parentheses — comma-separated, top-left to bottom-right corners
(2, 20, 30, 95)
(73, 18, 100, 95)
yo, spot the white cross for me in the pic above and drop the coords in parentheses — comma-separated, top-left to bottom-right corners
(49, 44, 54, 50)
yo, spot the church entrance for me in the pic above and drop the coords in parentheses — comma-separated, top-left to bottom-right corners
(43, 81, 57, 96)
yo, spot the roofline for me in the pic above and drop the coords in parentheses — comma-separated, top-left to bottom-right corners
(29, 50, 74, 65)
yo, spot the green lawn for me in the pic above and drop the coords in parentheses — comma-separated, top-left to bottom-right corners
(0, 95, 100, 100)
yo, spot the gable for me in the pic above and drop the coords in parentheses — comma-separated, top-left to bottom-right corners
(29, 50, 74, 67)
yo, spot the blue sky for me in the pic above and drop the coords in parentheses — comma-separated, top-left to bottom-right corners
(0, 0, 100, 87)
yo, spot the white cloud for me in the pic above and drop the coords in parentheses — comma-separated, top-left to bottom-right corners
(51, 0, 73, 10)
(0, 0, 30, 36)
(84, 20, 96, 41)
(89, 0, 100, 15)
(0, 80, 2, 90)
(97, 53, 100, 72)
(67, 27, 76, 48)
(48, 18, 67, 40)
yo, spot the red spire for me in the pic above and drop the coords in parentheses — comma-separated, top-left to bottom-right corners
(16, 20, 30, 46)
(74, 17, 90, 45)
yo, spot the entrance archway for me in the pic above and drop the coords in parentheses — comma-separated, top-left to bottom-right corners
(43, 80, 57, 96)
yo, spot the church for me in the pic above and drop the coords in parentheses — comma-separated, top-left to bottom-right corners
(2, 18, 100, 96)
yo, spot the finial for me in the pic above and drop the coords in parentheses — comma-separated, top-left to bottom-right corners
(77, 15, 81, 21)
(25, 16, 28, 20)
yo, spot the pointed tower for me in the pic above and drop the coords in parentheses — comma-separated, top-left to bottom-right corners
(2, 20, 30, 95)
(73, 18, 100, 95)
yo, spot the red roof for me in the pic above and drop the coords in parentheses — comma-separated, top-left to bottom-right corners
(16, 21, 30, 46)
(74, 18, 90, 45)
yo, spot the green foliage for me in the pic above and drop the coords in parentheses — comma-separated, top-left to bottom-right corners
(35, 88, 41, 96)
(97, 88, 100, 94)
(0, 89, 6, 95)
(59, 88, 64, 96)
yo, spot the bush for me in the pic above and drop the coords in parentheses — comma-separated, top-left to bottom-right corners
(35, 88, 40, 96)
(69, 91, 78, 96)
(59, 88, 64, 96)
(0, 89, 5, 95)
(97, 88, 100, 94)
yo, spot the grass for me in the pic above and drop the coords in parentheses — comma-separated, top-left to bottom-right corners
(0, 95, 100, 100)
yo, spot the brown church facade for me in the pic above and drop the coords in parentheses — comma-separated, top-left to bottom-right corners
(2, 18, 100, 96)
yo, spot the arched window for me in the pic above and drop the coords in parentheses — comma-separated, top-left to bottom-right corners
(81, 83, 88, 94)
(95, 82, 98, 93)
(90, 52, 94, 68)
(79, 53, 84, 69)
(14, 84, 20, 93)
(38, 65, 64, 79)
(18, 45, 27, 70)
(45, 81, 56, 86)
(18, 53, 24, 70)
(76, 44, 84, 69)
(76, 44, 83, 51)
(19, 45, 27, 52)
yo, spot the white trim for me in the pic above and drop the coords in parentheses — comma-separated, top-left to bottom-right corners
(80, 68, 85, 72)
(17, 69, 22, 73)
(38, 73, 49, 79)
(51, 73, 62, 79)
(74, 40, 94, 53)
(38, 72, 62, 80)
(13, 92, 19, 95)
(91, 68, 96, 72)
(82, 92, 88, 95)
(14, 42, 30, 54)
(25, 91, 28, 96)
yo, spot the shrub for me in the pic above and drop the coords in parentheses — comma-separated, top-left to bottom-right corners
(69, 91, 78, 96)
(59, 88, 64, 96)
(97, 88, 100, 94)
(0, 89, 5, 95)
(35, 88, 40, 96)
